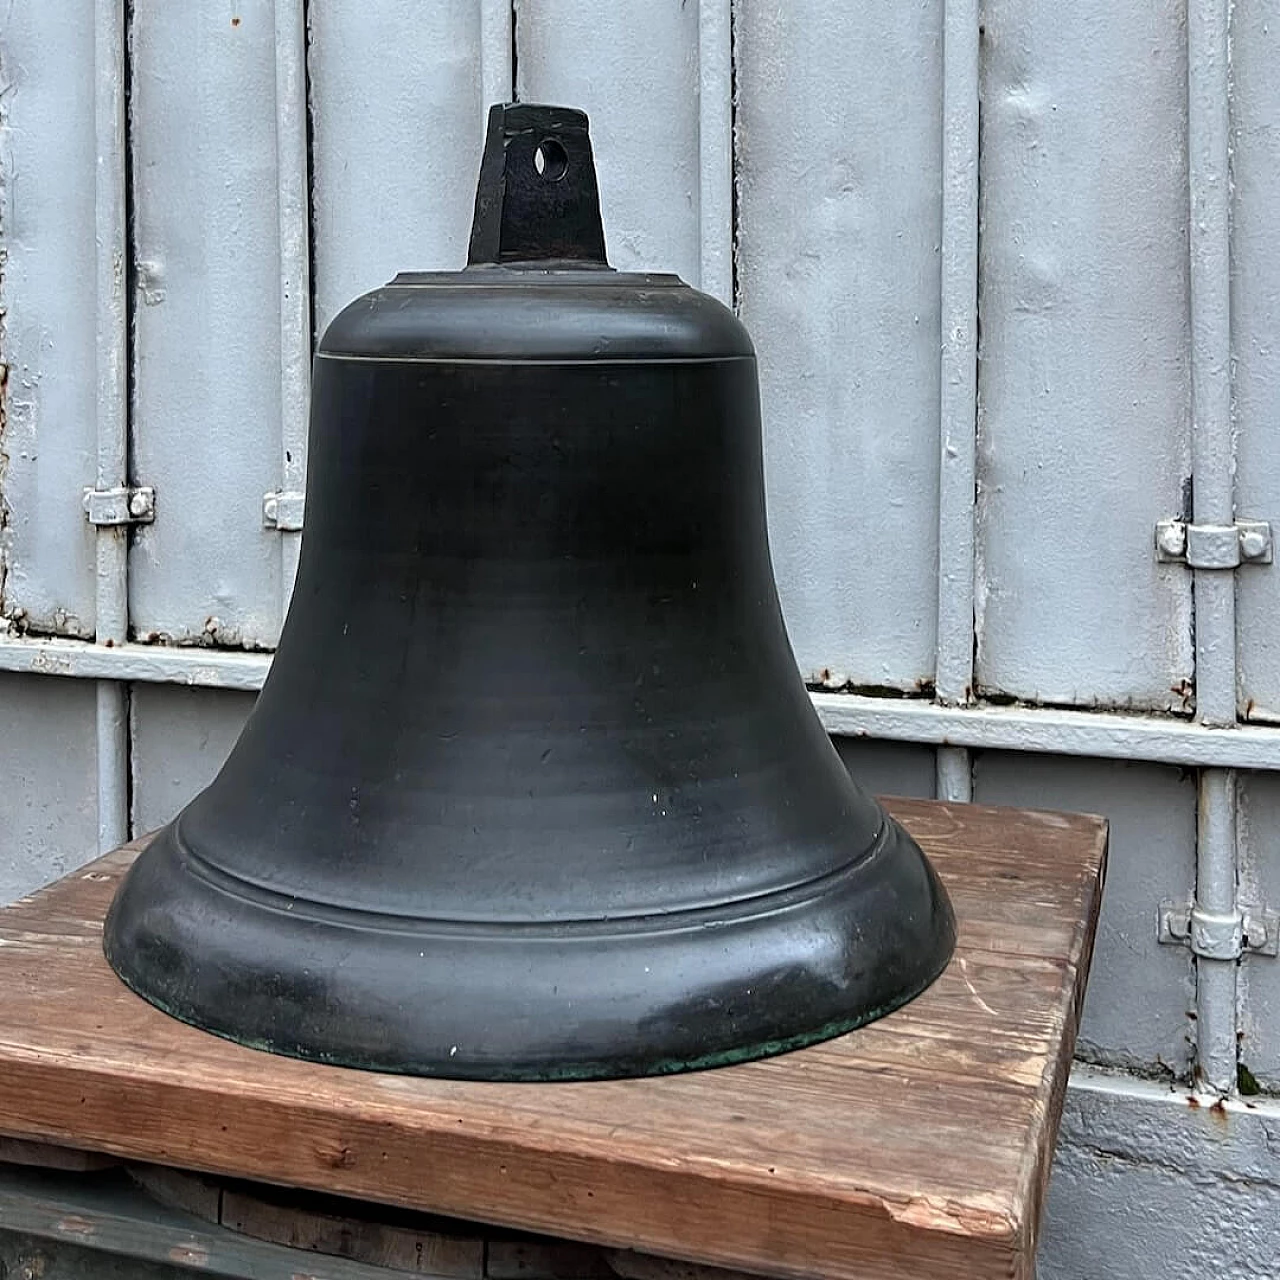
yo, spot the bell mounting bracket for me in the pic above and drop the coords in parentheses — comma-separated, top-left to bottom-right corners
(467, 103, 610, 268)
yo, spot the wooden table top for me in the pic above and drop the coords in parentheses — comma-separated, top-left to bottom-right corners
(0, 798, 1105, 1280)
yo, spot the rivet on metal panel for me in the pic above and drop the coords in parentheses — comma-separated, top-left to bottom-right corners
(1243, 908, 1280, 957)
(1237, 521, 1273, 563)
(1153, 519, 1272, 568)
(262, 490, 305, 532)
(82, 485, 155, 526)
(1154, 519, 1188, 561)
(1158, 900, 1279, 959)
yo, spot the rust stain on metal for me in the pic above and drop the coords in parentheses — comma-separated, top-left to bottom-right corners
(1170, 678, 1194, 712)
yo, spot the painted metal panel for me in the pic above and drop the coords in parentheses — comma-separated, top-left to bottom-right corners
(1231, 2, 1280, 723)
(127, 1, 284, 648)
(1044, 1076, 1280, 1280)
(972, 752, 1195, 1077)
(833, 738, 936, 801)
(309, 0, 494, 335)
(1043, 1128, 1280, 1280)
(975, 0, 1193, 710)
(736, 0, 943, 691)
(129, 685, 255, 835)
(1235, 773, 1280, 1088)
(514, 1, 703, 287)
(0, 674, 97, 904)
(0, 2, 98, 637)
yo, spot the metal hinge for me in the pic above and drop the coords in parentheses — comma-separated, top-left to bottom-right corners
(262, 490, 305, 532)
(1158, 901, 1280, 960)
(1155, 520, 1273, 569)
(83, 485, 155, 526)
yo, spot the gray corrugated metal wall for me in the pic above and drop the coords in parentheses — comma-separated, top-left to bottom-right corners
(2, 1, 1278, 1274)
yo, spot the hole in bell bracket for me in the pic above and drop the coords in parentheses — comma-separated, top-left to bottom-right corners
(534, 138, 568, 181)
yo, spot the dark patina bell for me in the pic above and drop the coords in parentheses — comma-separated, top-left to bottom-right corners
(104, 104, 955, 1081)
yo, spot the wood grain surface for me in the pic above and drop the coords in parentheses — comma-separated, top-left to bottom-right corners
(0, 799, 1106, 1280)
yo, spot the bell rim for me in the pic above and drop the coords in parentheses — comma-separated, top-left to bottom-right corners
(103, 814, 956, 1083)
(106, 927, 955, 1084)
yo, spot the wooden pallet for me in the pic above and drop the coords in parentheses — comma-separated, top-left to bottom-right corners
(0, 798, 1106, 1280)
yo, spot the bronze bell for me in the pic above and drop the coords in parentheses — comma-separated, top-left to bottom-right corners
(104, 104, 955, 1081)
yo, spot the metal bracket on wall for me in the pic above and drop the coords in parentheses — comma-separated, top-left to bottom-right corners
(1158, 900, 1280, 959)
(1154, 519, 1273, 568)
(262, 491, 305, 532)
(82, 486, 155, 526)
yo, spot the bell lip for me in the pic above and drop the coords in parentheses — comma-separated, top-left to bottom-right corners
(102, 815, 956, 1083)
(107, 923, 955, 1084)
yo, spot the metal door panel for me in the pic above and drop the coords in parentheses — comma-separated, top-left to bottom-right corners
(127, 1, 284, 648)
(736, 0, 944, 691)
(1231, 1, 1280, 723)
(0, 3, 98, 637)
(975, 0, 1193, 709)
(834, 739, 937, 800)
(514, 0, 704, 287)
(130, 685, 255, 835)
(1236, 774, 1280, 1087)
(0, 675, 98, 903)
(974, 751, 1195, 1076)
(309, 0, 490, 334)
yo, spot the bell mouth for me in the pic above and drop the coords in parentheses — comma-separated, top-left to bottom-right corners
(104, 814, 953, 1082)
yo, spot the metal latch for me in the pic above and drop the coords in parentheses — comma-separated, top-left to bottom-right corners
(263, 490, 305, 532)
(1155, 520, 1273, 569)
(1158, 901, 1280, 960)
(83, 485, 155, 526)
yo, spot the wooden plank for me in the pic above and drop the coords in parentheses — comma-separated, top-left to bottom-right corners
(0, 1138, 117, 1173)
(219, 1184, 485, 1277)
(0, 1164, 466, 1280)
(0, 799, 1106, 1280)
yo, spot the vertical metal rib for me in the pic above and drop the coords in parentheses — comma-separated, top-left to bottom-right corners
(275, 0, 312, 609)
(1188, 0, 1238, 1094)
(481, 0, 514, 122)
(698, 0, 734, 305)
(934, 0, 980, 801)
(94, 0, 130, 851)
